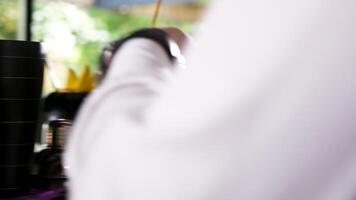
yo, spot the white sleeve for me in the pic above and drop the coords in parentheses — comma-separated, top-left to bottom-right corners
(65, 38, 175, 199)
(67, 0, 356, 200)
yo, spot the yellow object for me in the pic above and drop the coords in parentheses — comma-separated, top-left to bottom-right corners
(63, 65, 96, 92)
(66, 68, 78, 91)
(77, 65, 91, 92)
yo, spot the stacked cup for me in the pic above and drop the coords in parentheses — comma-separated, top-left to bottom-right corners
(0, 40, 44, 198)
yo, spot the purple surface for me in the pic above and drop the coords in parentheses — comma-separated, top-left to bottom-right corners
(12, 189, 65, 200)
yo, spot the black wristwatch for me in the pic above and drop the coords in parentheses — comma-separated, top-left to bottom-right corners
(99, 28, 185, 79)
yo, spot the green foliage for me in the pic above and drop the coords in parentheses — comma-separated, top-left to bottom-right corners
(88, 8, 151, 40)
(87, 7, 193, 40)
(1, 1, 195, 71)
(77, 6, 194, 71)
(77, 8, 155, 71)
(0, 0, 18, 40)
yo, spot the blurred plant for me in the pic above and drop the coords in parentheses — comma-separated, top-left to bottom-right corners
(0, 0, 18, 39)
(33, 1, 196, 73)
(33, 1, 109, 71)
(33, 1, 201, 95)
(87, 7, 194, 40)
(1, 0, 203, 94)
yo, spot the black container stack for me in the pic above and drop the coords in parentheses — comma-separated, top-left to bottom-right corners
(0, 40, 44, 198)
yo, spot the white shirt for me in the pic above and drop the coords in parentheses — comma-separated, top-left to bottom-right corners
(66, 0, 356, 199)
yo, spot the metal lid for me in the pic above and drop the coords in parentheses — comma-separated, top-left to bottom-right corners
(0, 40, 44, 59)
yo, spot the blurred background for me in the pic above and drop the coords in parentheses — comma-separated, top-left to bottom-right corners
(0, 1, 209, 195)
(0, 0, 208, 94)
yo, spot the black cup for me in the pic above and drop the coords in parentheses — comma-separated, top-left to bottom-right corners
(0, 57, 44, 78)
(0, 144, 35, 166)
(0, 40, 44, 198)
(0, 99, 41, 121)
(0, 122, 37, 145)
(0, 78, 43, 99)
(0, 165, 31, 198)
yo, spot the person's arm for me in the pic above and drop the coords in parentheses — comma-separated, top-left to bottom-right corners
(67, 0, 356, 199)
(65, 37, 175, 195)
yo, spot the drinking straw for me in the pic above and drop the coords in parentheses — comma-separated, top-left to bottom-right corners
(152, 0, 163, 27)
